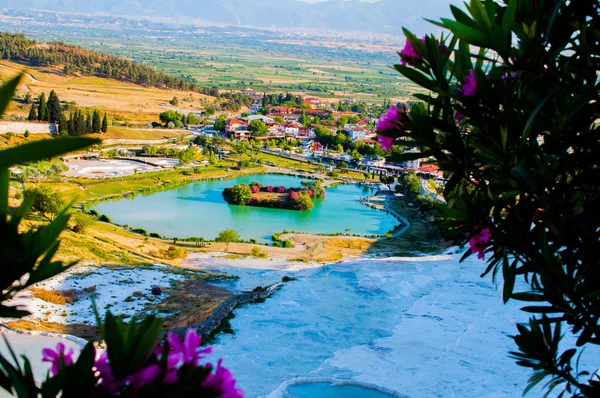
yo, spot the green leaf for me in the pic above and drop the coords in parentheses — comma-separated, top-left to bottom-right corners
(502, 0, 517, 34)
(469, 0, 492, 31)
(0, 138, 100, 169)
(128, 316, 162, 370)
(440, 18, 488, 46)
(502, 255, 516, 303)
(521, 306, 563, 314)
(104, 312, 127, 379)
(523, 94, 552, 139)
(0, 74, 22, 117)
(510, 164, 537, 192)
(450, 5, 479, 30)
(0, 169, 7, 217)
(394, 65, 438, 93)
(511, 292, 544, 302)
(9, 194, 36, 229)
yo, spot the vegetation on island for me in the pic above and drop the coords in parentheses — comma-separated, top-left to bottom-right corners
(377, 0, 600, 396)
(222, 180, 324, 211)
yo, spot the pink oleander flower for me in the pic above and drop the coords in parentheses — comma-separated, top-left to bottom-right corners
(462, 70, 478, 97)
(376, 104, 406, 132)
(250, 185, 259, 193)
(167, 329, 213, 368)
(289, 191, 299, 201)
(266, 185, 274, 192)
(202, 359, 244, 398)
(377, 135, 394, 151)
(42, 342, 75, 376)
(469, 227, 491, 260)
(400, 37, 425, 66)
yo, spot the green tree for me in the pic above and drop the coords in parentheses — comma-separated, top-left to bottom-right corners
(248, 119, 268, 137)
(91, 110, 101, 133)
(177, 146, 199, 165)
(101, 112, 108, 133)
(363, 172, 370, 181)
(398, 172, 420, 196)
(273, 116, 284, 123)
(159, 110, 184, 126)
(37, 92, 47, 121)
(143, 144, 158, 155)
(169, 96, 179, 106)
(24, 91, 32, 104)
(222, 184, 252, 205)
(26, 186, 64, 220)
(215, 228, 240, 252)
(187, 112, 199, 125)
(208, 153, 218, 165)
(27, 103, 37, 121)
(204, 106, 215, 116)
(46, 90, 61, 122)
(214, 115, 227, 132)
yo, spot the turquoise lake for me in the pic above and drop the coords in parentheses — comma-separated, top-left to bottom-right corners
(91, 174, 398, 241)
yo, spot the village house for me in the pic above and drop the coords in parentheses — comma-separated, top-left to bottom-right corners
(225, 118, 246, 134)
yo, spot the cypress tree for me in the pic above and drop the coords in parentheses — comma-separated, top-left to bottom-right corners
(46, 90, 61, 122)
(92, 110, 101, 133)
(101, 112, 108, 133)
(77, 110, 86, 136)
(67, 110, 75, 136)
(57, 111, 67, 135)
(85, 112, 93, 134)
(27, 103, 37, 121)
(37, 92, 47, 121)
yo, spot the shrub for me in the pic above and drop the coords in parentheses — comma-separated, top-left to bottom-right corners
(71, 211, 95, 234)
(251, 246, 267, 259)
(151, 286, 162, 296)
(131, 228, 148, 236)
(23, 130, 29, 138)
(282, 240, 295, 249)
(149, 232, 162, 238)
(98, 214, 112, 223)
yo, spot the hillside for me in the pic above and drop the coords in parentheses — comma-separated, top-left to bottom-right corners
(0, 60, 213, 124)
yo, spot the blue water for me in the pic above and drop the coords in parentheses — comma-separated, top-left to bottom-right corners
(286, 383, 396, 398)
(198, 256, 552, 398)
(92, 174, 397, 241)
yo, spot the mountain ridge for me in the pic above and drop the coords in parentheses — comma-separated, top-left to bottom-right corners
(0, 0, 452, 35)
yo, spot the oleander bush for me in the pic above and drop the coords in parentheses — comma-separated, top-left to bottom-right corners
(376, 0, 599, 396)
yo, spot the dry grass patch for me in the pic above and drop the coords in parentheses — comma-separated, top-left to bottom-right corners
(29, 287, 79, 305)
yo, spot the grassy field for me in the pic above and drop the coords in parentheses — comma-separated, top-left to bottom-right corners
(0, 60, 214, 125)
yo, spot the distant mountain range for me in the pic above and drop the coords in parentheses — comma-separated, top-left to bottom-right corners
(0, 0, 453, 35)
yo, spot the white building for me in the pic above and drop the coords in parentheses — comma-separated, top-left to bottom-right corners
(348, 127, 366, 141)
(247, 115, 274, 123)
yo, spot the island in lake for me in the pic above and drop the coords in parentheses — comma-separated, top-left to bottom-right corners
(222, 180, 326, 211)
